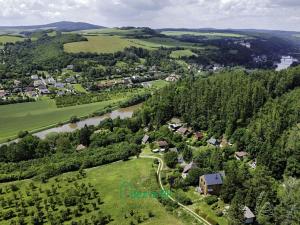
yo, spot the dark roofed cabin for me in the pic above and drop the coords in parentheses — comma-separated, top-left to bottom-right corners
(199, 173, 223, 195)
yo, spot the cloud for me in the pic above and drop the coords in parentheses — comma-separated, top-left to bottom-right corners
(0, 0, 299, 31)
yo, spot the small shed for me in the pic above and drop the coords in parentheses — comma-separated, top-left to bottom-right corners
(244, 206, 255, 224)
(142, 135, 150, 144)
(235, 151, 249, 160)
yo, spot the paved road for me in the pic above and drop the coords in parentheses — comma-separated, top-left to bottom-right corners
(140, 154, 211, 225)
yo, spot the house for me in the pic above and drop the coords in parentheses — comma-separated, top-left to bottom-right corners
(182, 161, 198, 179)
(235, 151, 249, 160)
(176, 127, 190, 136)
(177, 155, 185, 164)
(34, 80, 44, 87)
(169, 147, 178, 153)
(142, 135, 150, 144)
(39, 88, 50, 95)
(76, 144, 86, 151)
(54, 82, 65, 88)
(244, 206, 255, 224)
(168, 123, 182, 131)
(31, 75, 39, 80)
(65, 77, 76, 84)
(194, 132, 204, 141)
(46, 77, 56, 85)
(0, 90, 6, 98)
(199, 173, 223, 195)
(165, 73, 180, 82)
(157, 141, 169, 149)
(66, 65, 74, 70)
(14, 80, 21, 87)
(207, 137, 220, 146)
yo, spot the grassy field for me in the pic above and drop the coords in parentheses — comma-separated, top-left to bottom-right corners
(72, 84, 87, 93)
(64, 34, 204, 54)
(161, 31, 245, 38)
(64, 35, 143, 53)
(0, 98, 124, 142)
(170, 49, 197, 58)
(0, 35, 24, 44)
(0, 159, 186, 225)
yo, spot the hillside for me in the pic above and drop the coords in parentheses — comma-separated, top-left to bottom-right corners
(0, 21, 104, 33)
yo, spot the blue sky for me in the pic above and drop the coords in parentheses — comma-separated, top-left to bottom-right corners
(0, 0, 300, 31)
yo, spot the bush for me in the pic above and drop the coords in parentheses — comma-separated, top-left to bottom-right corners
(18, 130, 29, 138)
(215, 210, 224, 217)
(204, 196, 218, 205)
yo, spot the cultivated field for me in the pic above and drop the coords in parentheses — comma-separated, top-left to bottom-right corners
(64, 34, 204, 54)
(0, 159, 186, 225)
(0, 98, 124, 142)
(161, 31, 245, 38)
(64, 35, 148, 53)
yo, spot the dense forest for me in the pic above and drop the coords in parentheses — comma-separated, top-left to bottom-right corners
(135, 66, 300, 224)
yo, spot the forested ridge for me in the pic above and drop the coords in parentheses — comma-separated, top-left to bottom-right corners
(134, 66, 300, 224)
(139, 66, 300, 175)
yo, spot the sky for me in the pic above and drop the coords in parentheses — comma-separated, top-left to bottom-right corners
(0, 0, 300, 31)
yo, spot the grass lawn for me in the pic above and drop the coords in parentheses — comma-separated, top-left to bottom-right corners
(0, 35, 24, 44)
(72, 84, 87, 93)
(170, 49, 197, 58)
(150, 80, 169, 89)
(0, 98, 124, 142)
(0, 159, 187, 225)
(161, 31, 245, 38)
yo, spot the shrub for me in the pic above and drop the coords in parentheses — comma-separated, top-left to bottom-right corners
(205, 195, 218, 205)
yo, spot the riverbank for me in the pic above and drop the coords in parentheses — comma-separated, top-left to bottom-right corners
(0, 99, 142, 144)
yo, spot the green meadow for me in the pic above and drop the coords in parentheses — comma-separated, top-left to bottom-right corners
(0, 98, 123, 142)
(170, 49, 197, 58)
(0, 159, 186, 225)
(0, 35, 24, 44)
(64, 34, 204, 54)
(63, 35, 148, 53)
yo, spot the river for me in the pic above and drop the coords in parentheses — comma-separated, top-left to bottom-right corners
(276, 56, 298, 71)
(0, 104, 142, 146)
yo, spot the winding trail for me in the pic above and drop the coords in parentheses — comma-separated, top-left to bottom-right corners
(140, 154, 211, 225)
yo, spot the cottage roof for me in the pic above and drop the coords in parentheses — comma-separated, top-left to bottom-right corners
(177, 127, 188, 134)
(76, 144, 86, 151)
(158, 141, 168, 147)
(244, 206, 255, 219)
(235, 151, 248, 158)
(183, 161, 197, 173)
(194, 132, 203, 139)
(208, 137, 218, 145)
(142, 135, 149, 143)
(203, 173, 223, 185)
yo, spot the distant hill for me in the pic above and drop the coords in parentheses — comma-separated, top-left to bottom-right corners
(0, 21, 105, 33)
